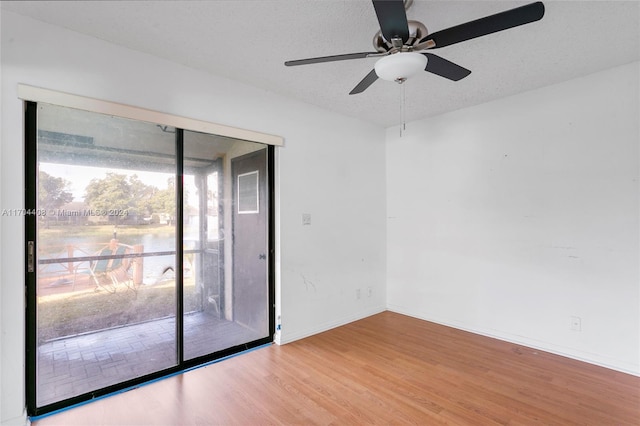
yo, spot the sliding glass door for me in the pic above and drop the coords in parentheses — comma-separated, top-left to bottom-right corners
(25, 102, 274, 416)
(182, 131, 270, 360)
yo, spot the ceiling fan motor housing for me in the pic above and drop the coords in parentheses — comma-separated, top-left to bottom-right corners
(373, 20, 428, 52)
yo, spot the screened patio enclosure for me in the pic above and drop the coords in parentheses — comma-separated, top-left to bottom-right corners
(27, 102, 273, 414)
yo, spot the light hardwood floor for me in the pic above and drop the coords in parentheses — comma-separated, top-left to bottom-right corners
(33, 311, 640, 425)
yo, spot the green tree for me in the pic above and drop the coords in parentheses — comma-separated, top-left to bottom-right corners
(129, 174, 156, 218)
(148, 177, 177, 224)
(84, 173, 131, 213)
(84, 173, 178, 224)
(39, 171, 74, 227)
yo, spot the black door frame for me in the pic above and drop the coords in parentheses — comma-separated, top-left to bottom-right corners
(24, 102, 275, 417)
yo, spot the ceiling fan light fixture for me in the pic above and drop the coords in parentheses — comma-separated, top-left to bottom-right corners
(374, 52, 427, 82)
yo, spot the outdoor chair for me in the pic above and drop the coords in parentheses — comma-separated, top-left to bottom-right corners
(75, 241, 136, 294)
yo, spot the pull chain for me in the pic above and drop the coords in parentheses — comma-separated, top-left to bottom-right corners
(400, 80, 406, 137)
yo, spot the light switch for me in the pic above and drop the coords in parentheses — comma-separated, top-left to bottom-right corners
(302, 213, 311, 225)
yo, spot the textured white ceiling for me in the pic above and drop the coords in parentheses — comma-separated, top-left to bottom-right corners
(2, 1, 639, 127)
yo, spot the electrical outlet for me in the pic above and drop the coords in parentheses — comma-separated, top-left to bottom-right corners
(570, 316, 581, 331)
(302, 213, 311, 225)
(367, 287, 372, 298)
(356, 288, 361, 299)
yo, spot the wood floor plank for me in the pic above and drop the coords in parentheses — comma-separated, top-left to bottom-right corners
(33, 311, 640, 425)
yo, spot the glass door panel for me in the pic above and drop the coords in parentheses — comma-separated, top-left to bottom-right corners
(35, 103, 177, 407)
(182, 131, 270, 360)
(28, 103, 273, 415)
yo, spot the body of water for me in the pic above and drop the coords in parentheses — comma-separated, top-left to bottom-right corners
(38, 228, 207, 285)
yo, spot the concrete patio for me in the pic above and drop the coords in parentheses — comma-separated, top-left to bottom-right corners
(37, 312, 266, 407)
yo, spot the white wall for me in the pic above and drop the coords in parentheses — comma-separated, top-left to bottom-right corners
(0, 12, 386, 424)
(0, 7, 3, 425)
(387, 61, 640, 375)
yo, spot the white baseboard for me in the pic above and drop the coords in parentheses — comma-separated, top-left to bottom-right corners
(387, 304, 640, 377)
(1, 412, 29, 426)
(277, 305, 386, 345)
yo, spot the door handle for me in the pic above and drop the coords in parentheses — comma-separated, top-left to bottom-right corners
(27, 241, 35, 272)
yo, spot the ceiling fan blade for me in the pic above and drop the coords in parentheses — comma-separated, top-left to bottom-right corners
(372, 0, 410, 44)
(349, 69, 378, 95)
(423, 54, 471, 81)
(285, 52, 379, 66)
(419, 2, 545, 49)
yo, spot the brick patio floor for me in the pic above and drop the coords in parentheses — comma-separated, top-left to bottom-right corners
(36, 312, 265, 407)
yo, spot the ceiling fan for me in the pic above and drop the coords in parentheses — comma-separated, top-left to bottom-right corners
(284, 0, 545, 95)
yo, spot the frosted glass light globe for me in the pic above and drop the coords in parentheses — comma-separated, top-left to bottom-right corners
(374, 52, 428, 82)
